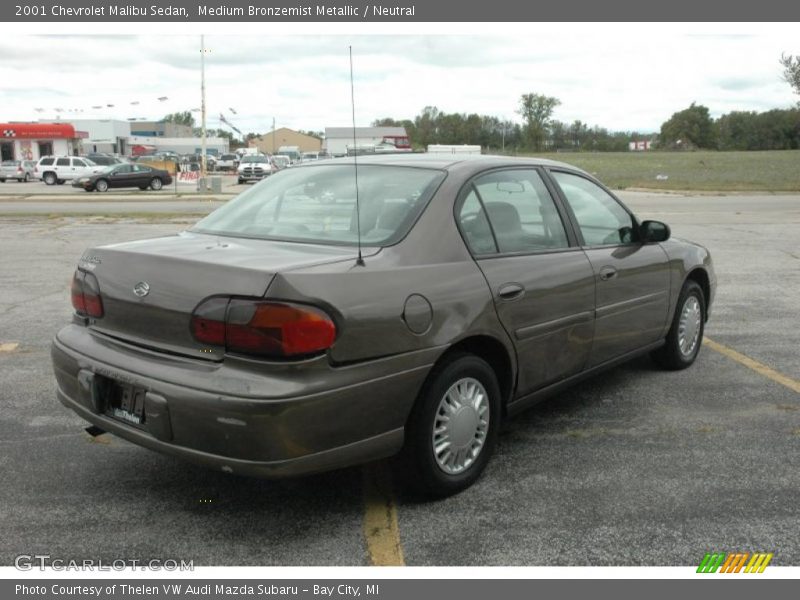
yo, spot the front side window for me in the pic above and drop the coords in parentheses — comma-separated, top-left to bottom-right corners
(73, 159, 87, 167)
(192, 165, 445, 246)
(552, 171, 636, 246)
(56, 158, 70, 167)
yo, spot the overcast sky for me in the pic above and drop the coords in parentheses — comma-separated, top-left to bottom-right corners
(0, 31, 797, 136)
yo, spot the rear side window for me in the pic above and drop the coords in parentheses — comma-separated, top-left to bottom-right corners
(458, 189, 497, 255)
(464, 169, 570, 254)
(39, 158, 54, 166)
(56, 158, 70, 166)
(551, 171, 635, 246)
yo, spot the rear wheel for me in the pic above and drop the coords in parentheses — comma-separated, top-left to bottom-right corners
(651, 280, 705, 370)
(150, 177, 163, 190)
(56, 179, 65, 185)
(0, 178, 5, 183)
(95, 179, 109, 192)
(23, 173, 29, 182)
(403, 354, 501, 497)
(138, 185, 148, 191)
(43, 172, 56, 185)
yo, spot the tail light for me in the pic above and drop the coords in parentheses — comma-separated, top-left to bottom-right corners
(71, 270, 104, 318)
(191, 297, 336, 358)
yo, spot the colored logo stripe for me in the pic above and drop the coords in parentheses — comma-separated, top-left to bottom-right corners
(697, 552, 773, 573)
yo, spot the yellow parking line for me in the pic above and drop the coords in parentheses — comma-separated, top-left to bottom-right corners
(0, 342, 20, 353)
(362, 463, 405, 566)
(704, 337, 800, 394)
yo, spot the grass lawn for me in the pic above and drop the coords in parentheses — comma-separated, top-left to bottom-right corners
(522, 150, 800, 192)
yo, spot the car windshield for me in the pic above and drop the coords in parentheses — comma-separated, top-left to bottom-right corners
(192, 164, 446, 246)
(241, 155, 266, 163)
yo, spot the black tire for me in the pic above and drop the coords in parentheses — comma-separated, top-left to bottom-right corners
(237, 178, 244, 184)
(402, 354, 501, 497)
(651, 280, 705, 370)
(150, 177, 163, 191)
(95, 179, 109, 193)
(43, 172, 56, 185)
(0, 178, 5, 183)
(23, 173, 29, 182)
(138, 185, 148, 191)
(56, 179, 65, 185)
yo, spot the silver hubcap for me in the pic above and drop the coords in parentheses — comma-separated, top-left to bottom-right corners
(678, 295, 702, 357)
(152, 179, 161, 189)
(432, 377, 490, 475)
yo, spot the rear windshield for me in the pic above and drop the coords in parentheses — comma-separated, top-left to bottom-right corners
(192, 164, 445, 246)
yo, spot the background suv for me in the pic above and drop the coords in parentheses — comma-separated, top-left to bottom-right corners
(35, 156, 102, 185)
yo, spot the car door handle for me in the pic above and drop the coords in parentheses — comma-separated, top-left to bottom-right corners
(599, 266, 618, 281)
(497, 283, 525, 301)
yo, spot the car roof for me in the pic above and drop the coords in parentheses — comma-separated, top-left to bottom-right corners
(291, 152, 590, 176)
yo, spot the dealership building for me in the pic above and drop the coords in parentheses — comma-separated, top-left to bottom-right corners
(0, 123, 86, 161)
(249, 128, 322, 154)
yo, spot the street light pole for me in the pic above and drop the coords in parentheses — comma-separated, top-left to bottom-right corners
(200, 35, 208, 186)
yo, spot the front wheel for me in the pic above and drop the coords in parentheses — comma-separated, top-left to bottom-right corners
(150, 177, 163, 190)
(403, 354, 501, 497)
(651, 280, 705, 370)
(94, 179, 109, 192)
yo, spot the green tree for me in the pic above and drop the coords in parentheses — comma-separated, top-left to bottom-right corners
(517, 93, 561, 151)
(659, 103, 717, 149)
(161, 111, 195, 127)
(780, 53, 800, 101)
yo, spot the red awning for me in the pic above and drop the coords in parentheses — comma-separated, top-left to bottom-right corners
(0, 123, 77, 139)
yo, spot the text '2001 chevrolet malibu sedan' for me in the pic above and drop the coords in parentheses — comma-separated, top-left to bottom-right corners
(51, 154, 715, 496)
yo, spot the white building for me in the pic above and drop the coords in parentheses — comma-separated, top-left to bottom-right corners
(128, 135, 229, 155)
(0, 122, 84, 161)
(323, 127, 410, 156)
(62, 119, 132, 155)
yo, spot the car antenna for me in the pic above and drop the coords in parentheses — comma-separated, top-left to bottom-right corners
(349, 45, 365, 267)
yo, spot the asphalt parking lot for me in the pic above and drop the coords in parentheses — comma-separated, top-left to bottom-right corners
(0, 192, 798, 566)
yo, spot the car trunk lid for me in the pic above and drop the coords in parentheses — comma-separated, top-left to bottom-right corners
(81, 231, 362, 360)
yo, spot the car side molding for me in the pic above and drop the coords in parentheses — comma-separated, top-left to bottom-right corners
(506, 339, 666, 417)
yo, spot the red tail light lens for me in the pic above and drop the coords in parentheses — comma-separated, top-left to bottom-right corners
(190, 298, 337, 358)
(71, 270, 104, 318)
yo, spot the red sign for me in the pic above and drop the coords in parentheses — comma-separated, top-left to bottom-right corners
(0, 123, 77, 139)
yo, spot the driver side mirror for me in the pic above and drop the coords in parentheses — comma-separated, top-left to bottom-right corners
(640, 220, 671, 243)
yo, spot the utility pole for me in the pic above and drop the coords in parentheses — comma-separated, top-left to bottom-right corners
(272, 117, 276, 154)
(200, 35, 208, 185)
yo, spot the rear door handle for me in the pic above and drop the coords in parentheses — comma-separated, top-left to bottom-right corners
(599, 266, 618, 281)
(497, 282, 525, 301)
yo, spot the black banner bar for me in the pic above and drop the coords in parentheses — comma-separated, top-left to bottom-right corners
(4, 579, 799, 600)
(3, 0, 800, 22)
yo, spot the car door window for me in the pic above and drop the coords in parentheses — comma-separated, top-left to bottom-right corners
(115, 165, 133, 174)
(73, 159, 87, 168)
(473, 169, 569, 254)
(458, 189, 497, 255)
(56, 158, 70, 167)
(552, 171, 635, 246)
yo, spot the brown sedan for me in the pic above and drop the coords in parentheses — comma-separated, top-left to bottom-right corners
(52, 155, 715, 496)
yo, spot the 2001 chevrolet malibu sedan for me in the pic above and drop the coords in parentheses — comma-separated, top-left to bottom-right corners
(52, 154, 715, 496)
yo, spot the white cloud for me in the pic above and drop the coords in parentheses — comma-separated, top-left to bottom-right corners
(0, 30, 797, 135)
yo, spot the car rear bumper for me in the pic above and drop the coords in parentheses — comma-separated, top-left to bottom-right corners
(51, 324, 439, 478)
